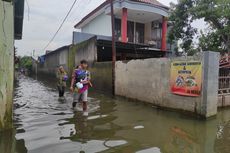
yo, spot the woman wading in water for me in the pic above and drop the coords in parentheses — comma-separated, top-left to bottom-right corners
(57, 66, 68, 98)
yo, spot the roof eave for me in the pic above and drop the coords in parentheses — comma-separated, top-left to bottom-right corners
(74, 0, 110, 29)
(74, 0, 169, 29)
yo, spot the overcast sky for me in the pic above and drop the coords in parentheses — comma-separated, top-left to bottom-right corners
(16, 0, 182, 56)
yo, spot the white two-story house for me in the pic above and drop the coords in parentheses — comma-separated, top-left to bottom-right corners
(74, 0, 173, 60)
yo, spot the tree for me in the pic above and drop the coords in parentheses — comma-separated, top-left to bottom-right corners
(20, 56, 33, 72)
(198, 29, 224, 52)
(168, 0, 197, 52)
(168, 0, 230, 53)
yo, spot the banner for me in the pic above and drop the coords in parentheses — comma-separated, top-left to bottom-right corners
(170, 61, 202, 97)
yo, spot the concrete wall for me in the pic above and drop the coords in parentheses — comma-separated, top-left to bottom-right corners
(35, 38, 112, 92)
(90, 62, 112, 93)
(36, 38, 97, 77)
(37, 47, 69, 76)
(34, 43, 112, 93)
(68, 37, 97, 73)
(0, 1, 14, 129)
(82, 13, 112, 37)
(69, 38, 112, 92)
(115, 52, 220, 117)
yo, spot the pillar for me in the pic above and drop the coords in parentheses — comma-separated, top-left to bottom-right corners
(161, 16, 167, 51)
(200, 51, 220, 118)
(121, 8, 127, 43)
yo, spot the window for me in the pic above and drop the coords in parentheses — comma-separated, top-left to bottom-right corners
(127, 21, 134, 43)
(135, 23, 145, 44)
(115, 18, 121, 41)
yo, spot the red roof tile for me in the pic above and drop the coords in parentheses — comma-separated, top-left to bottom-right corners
(131, 0, 168, 9)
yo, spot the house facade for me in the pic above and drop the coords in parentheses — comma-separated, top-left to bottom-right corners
(37, 45, 70, 76)
(0, 0, 24, 130)
(75, 0, 170, 51)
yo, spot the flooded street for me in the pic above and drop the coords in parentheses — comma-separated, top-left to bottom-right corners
(1, 76, 230, 153)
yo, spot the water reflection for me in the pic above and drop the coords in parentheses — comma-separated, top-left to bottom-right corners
(0, 129, 27, 153)
(0, 77, 28, 153)
(0, 75, 230, 153)
(214, 121, 230, 153)
(59, 106, 126, 152)
(164, 126, 201, 153)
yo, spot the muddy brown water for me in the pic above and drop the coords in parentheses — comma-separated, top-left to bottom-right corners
(0, 75, 230, 153)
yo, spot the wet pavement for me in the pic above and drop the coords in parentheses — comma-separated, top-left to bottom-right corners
(1, 75, 230, 153)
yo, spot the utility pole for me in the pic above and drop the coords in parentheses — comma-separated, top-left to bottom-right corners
(110, 0, 116, 95)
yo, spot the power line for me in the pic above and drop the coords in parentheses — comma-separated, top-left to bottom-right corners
(43, 0, 78, 51)
(73, 0, 92, 22)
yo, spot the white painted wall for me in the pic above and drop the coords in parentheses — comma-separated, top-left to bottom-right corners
(59, 49, 68, 65)
(82, 13, 112, 36)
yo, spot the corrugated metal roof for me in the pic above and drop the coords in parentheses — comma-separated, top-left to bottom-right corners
(45, 45, 71, 57)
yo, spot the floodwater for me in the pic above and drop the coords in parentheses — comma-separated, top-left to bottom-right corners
(1, 75, 230, 153)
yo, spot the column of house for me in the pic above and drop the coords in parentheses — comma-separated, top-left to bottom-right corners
(161, 16, 168, 51)
(121, 8, 128, 60)
(121, 8, 128, 43)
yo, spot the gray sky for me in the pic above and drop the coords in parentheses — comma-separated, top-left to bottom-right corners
(16, 0, 179, 56)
